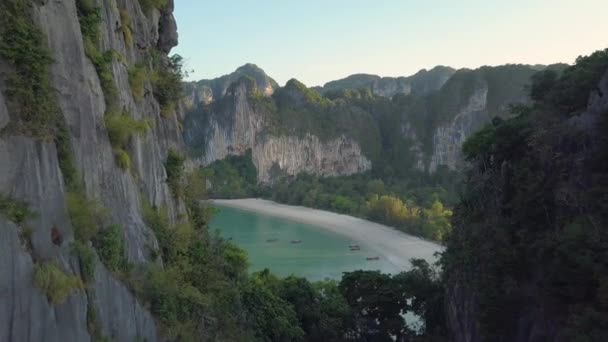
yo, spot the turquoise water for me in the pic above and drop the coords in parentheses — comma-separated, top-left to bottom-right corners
(210, 205, 400, 281)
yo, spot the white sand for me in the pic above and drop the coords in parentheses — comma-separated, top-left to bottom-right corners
(209, 199, 444, 271)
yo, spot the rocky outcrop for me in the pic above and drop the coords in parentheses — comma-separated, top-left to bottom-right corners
(184, 79, 371, 182)
(0, 0, 183, 340)
(183, 63, 278, 109)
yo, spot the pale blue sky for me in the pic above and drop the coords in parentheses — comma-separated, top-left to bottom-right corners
(173, 0, 608, 87)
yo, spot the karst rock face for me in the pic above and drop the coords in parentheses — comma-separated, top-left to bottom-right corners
(182, 64, 545, 180)
(183, 78, 372, 183)
(0, 0, 183, 340)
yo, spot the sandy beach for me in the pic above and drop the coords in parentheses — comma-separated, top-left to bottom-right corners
(210, 199, 444, 271)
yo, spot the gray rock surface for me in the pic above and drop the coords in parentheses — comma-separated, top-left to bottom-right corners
(157, 0, 178, 53)
(183, 80, 371, 182)
(0, 0, 183, 340)
(92, 259, 158, 342)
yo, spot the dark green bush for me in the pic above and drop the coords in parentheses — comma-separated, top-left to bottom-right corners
(94, 224, 128, 273)
(164, 149, 185, 198)
(0, 194, 34, 225)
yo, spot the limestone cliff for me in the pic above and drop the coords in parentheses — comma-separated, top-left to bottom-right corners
(0, 0, 182, 340)
(183, 78, 371, 183)
(182, 64, 550, 181)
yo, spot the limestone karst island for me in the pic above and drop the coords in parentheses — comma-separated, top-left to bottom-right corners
(1, 0, 607, 341)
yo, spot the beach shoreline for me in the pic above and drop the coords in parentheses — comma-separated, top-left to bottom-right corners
(209, 198, 444, 271)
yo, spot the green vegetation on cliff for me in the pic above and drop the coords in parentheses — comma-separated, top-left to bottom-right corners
(33, 262, 84, 305)
(0, 0, 61, 137)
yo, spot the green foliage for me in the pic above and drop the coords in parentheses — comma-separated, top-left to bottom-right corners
(0, 0, 60, 137)
(0, 194, 34, 225)
(119, 9, 133, 48)
(33, 262, 83, 305)
(66, 192, 108, 242)
(240, 278, 305, 342)
(267, 172, 454, 241)
(75, 0, 101, 43)
(105, 112, 149, 148)
(55, 120, 80, 191)
(164, 149, 185, 198)
(128, 64, 149, 100)
(113, 148, 131, 171)
(137, 174, 257, 340)
(76, 0, 119, 109)
(138, 0, 168, 13)
(152, 53, 185, 117)
(533, 49, 608, 114)
(105, 112, 149, 170)
(395, 259, 446, 337)
(94, 224, 128, 273)
(71, 241, 96, 283)
(202, 150, 259, 198)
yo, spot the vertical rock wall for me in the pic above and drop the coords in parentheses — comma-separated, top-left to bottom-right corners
(0, 0, 182, 340)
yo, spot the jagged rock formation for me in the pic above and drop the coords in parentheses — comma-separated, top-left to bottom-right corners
(183, 63, 279, 109)
(0, 0, 183, 340)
